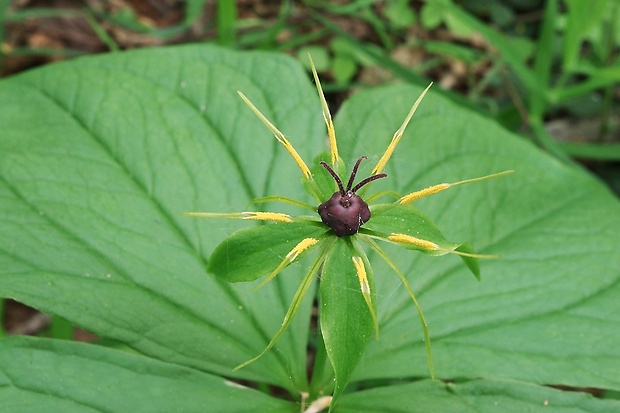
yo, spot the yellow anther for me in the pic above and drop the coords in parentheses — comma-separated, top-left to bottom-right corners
(352, 256, 370, 295)
(352, 255, 378, 338)
(372, 83, 433, 175)
(256, 237, 320, 289)
(286, 238, 320, 261)
(388, 233, 439, 251)
(241, 212, 293, 223)
(237, 91, 312, 179)
(399, 183, 450, 204)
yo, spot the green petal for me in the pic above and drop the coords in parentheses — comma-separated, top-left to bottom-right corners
(207, 222, 327, 283)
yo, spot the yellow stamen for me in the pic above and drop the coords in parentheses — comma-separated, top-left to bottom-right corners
(352, 256, 369, 294)
(399, 184, 450, 204)
(183, 211, 292, 223)
(372, 83, 433, 175)
(256, 238, 319, 289)
(237, 91, 312, 179)
(352, 256, 379, 338)
(399, 170, 514, 205)
(309, 54, 339, 167)
(288, 238, 320, 261)
(387, 233, 499, 259)
(388, 233, 439, 251)
(241, 211, 293, 222)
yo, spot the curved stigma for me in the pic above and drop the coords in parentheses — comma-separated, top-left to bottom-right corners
(320, 161, 346, 196)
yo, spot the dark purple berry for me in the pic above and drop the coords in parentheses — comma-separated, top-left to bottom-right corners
(318, 157, 387, 237)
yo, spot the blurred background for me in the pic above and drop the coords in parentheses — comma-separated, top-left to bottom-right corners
(1, 0, 619, 338)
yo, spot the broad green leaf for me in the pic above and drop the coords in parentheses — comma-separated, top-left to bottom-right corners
(334, 84, 620, 391)
(0, 45, 324, 392)
(320, 238, 374, 410)
(207, 222, 326, 282)
(0, 336, 296, 413)
(337, 378, 620, 413)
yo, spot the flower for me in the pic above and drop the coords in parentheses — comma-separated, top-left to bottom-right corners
(185, 57, 512, 380)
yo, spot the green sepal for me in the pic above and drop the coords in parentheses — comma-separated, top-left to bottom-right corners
(320, 237, 374, 411)
(364, 203, 481, 278)
(456, 242, 481, 280)
(207, 222, 327, 283)
(365, 203, 452, 246)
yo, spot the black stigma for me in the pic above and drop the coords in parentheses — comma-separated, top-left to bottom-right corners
(317, 156, 387, 237)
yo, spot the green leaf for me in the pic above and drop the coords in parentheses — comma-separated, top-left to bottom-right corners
(384, 0, 416, 29)
(320, 238, 374, 410)
(0, 336, 296, 413)
(420, 0, 445, 29)
(207, 222, 326, 282)
(337, 378, 620, 413)
(297, 45, 330, 72)
(0, 45, 324, 392)
(333, 83, 620, 391)
(331, 55, 357, 85)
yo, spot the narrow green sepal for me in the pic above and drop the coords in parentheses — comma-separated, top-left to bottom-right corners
(364, 203, 453, 249)
(363, 203, 484, 279)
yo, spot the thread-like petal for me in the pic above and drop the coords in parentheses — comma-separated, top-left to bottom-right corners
(309, 54, 339, 167)
(238, 91, 312, 179)
(399, 170, 514, 205)
(372, 83, 433, 175)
